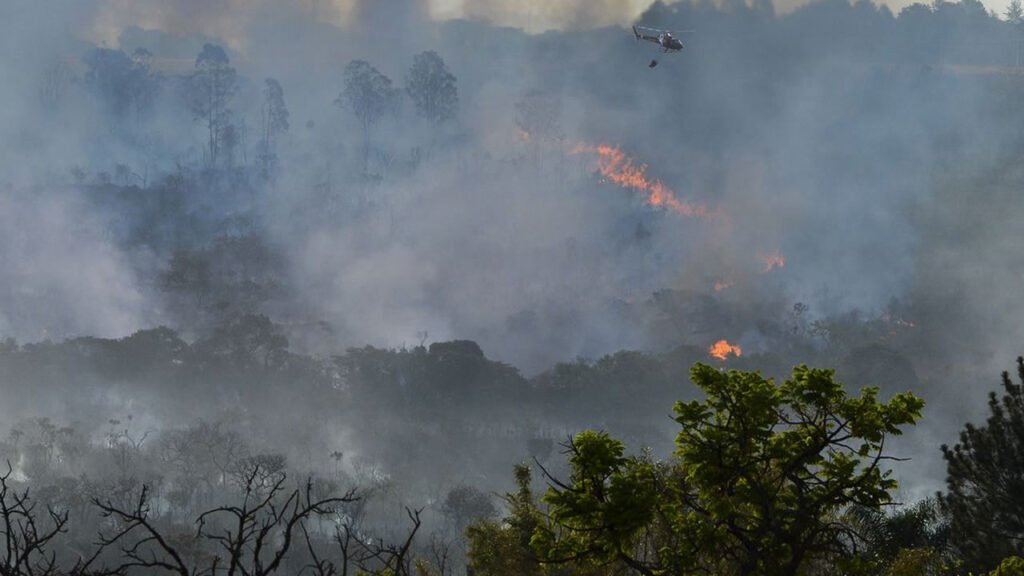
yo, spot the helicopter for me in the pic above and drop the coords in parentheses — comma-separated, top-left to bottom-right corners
(632, 25, 685, 68)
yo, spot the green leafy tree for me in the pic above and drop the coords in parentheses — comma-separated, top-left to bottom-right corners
(405, 51, 458, 125)
(940, 358, 1024, 573)
(884, 547, 947, 576)
(533, 363, 924, 576)
(847, 498, 951, 575)
(466, 465, 544, 576)
(991, 556, 1024, 576)
(850, 498, 949, 561)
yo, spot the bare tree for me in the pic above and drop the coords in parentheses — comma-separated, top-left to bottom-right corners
(104, 423, 150, 480)
(94, 485, 193, 576)
(0, 462, 114, 576)
(346, 507, 423, 576)
(158, 420, 249, 502)
(0, 462, 68, 576)
(197, 471, 354, 575)
(93, 466, 357, 576)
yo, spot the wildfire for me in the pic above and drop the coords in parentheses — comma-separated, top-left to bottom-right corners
(516, 128, 531, 142)
(709, 339, 742, 360)
(714, 280, 734, 292)
(758, 250, 785, 273)
(571, 144, 707, 217)
(880, 312, 916, 328)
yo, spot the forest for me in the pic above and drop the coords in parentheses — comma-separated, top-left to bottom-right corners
(5, 0, 1024, 573)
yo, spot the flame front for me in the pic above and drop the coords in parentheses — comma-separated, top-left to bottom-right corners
(572, 144, 707, 217)
(759, 250, 785, 273)
(714, 280, 734, 292)
(709, 339, 742, 360)
(880, 312, 916, 328)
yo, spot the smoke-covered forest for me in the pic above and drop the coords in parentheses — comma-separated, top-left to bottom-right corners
(4, 0, 1024, 573)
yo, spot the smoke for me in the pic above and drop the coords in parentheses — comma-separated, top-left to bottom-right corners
(86, 0, 348, 51)
(2, 0, 1024, 501)
(445, 0, 653, 32)
(84, 0, 429, 53)
(267, 138, 668, 367)
(0, 187, 150, 341)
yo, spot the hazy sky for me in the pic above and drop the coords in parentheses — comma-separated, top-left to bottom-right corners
(428, 0, 656, 32)
(83, 0, 1013, 50)
(429, 0, 1006, 30)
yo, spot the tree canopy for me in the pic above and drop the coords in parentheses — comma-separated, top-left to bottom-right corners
(528, 363, 925, 576)
(336, 59, 400, 173)
(405, 51, 458, 125)
(940, 357, 1024, 573)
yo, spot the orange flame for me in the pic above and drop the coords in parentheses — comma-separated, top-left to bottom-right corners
(709, 339, 742, 360)
(758, 250, 785, 273)
(880, 312, 916, 328)
(516, 128, 531, 142)
(714, 280, 734, 292)
(571, 144, 707, 217)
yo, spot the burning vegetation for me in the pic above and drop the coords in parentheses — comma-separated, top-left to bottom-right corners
(708, 338, 742, 360)
(758, 250, 785, 273)
(571, 143, 707, 217)
(7, 0, 1024, 573)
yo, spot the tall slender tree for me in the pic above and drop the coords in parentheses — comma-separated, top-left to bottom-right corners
(1008, 0, 1024, 65)
(258, 77, 289, 178)
(186, 44, 238, 168)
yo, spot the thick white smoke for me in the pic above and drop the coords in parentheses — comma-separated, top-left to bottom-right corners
(0, 188, 150, 341)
